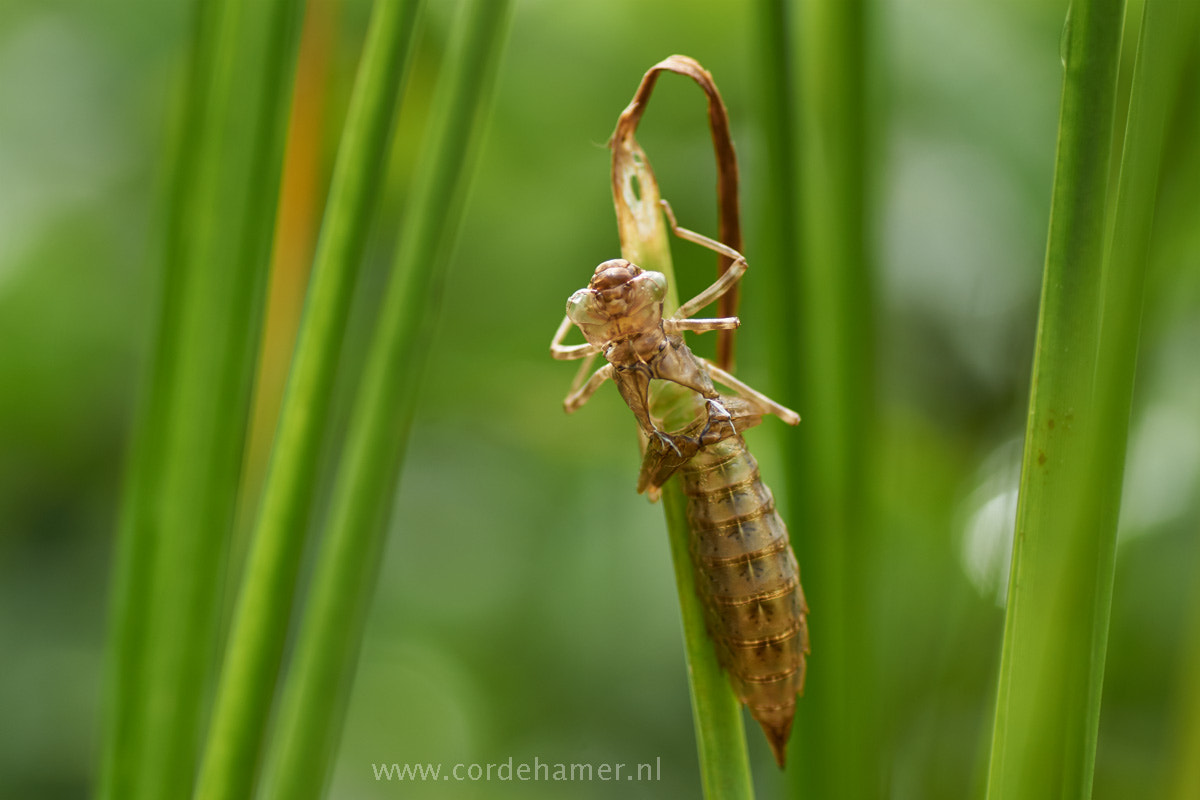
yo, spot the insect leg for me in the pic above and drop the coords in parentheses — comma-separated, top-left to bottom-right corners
(563, 362, 613, 413)
(568, 351, 598, 394)
(611, 366, 657, 434)
(649, 336, 712, 394)
(648, 337, 740, 443)
(664, 317, 740, 334)
(702, 359, 801, 426)
(661, 199, 749, 321)
(550, 314, 600, 360)
(661, 198, 745, 262)
(611, 367, 691, 456)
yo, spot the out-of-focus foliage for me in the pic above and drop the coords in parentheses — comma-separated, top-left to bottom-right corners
(1, 0, 1196, 798)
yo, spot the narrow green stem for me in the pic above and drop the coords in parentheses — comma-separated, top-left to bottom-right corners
(662, 484, 755, 799)
(193, 3, 422, 798)
(98, 1, 226, 796)
(1171, 564, 1200, 799)
(1083, 0, 1194, 792)
(780, 0, 876, 792)
(610, 75, 754, 797)
(986, 0, 1130, 796)
(752, 0, 801, 390)
(258, 3, 511, 797)
(107, 0, 306, 797)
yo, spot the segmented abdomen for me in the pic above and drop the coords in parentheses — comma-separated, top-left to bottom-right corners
(680, 434, 809, 766)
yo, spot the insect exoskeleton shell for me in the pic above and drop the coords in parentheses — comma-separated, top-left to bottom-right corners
(679, 433, 809, 768)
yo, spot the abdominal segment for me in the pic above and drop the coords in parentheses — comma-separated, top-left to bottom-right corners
(680, 436, 809, 768)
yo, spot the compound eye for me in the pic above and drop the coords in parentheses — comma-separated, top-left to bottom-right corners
(623, 270, 666, 308)
(641, 271, 667, 302)
(566, 288, 605, 324)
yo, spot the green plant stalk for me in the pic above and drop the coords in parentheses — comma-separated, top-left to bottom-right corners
(104, 0, 306, 797)
(611, 119, 753, 798)
(1152, 12, 1200, 800)
(1171, 565, 1200, 800)
(1089, 0, 1198, 795)
(193, 2, 423, 798)
(781, 0, 876, 792)
(98, 0, 226, 796)
(751, 0, 801, 401)
(986, 0, 1128, 796)
(258, 2, 511, 797)
(1086, 0, 1191, 746)
(661, 483, 756, 799)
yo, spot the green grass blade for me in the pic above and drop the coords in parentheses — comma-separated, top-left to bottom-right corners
(1087, 0, 1198, 791)
(258, 3, 511, 797)
(1171, 571, 1200, 799)
(662, 485, 756, 799)
(765, 0, 877, 792)
(101, 0, 307, 797)
(985, 0, 1129, 796)
(98, 1, 226, 796)
(751, 0, 801, 394)
(192, 2, 424, 798)
(610, 80, 754, 798)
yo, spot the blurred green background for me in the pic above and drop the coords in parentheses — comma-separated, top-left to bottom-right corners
(2, 0, 1198, 797)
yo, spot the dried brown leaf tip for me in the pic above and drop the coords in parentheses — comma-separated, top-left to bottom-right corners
(609, 55, 743, 371)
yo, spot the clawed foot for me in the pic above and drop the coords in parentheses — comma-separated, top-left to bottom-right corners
(639, 428, 701, 495)
(699, 398, 737, 443)
(652, 429, 686, 457)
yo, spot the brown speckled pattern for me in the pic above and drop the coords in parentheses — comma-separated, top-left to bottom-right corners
(680, 434, 809, 767)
